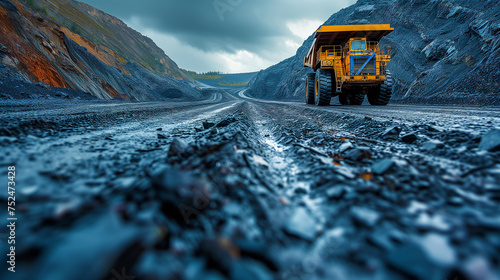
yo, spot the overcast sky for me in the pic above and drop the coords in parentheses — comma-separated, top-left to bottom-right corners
(79, 0, 356, 73)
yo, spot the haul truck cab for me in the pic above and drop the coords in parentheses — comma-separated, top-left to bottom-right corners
(304, 24, 394, 106)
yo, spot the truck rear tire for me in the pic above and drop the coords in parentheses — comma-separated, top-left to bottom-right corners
(315, 69, 332, 106)
(348, 90, 364, 105)
(305, 73, 315, 104)
(368, 70, 393, 105)
(339, 93, 348, 105)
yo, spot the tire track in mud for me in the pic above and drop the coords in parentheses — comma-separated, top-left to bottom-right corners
(241, 101, 359, 243)
(244, 102, 307, 194)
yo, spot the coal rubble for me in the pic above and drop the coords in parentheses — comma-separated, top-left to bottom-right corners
(0, 100, 499, 280)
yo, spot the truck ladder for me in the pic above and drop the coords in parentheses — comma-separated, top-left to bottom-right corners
(334, 60, 343, 93)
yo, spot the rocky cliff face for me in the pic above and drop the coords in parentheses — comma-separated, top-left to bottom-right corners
(0, 0, 197, 100)
(247, 0, 500, 104)
(26, 0, 191, 80)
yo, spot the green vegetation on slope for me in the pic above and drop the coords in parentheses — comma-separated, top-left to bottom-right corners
(218, 81, 249, 87)
(182, 69, 227, 80)
(182, 69, 257, 88)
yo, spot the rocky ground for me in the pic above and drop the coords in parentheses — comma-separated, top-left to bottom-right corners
(0, 89, 499, 280)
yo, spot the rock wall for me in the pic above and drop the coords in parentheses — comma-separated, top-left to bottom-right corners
(0, 0, 198, 100)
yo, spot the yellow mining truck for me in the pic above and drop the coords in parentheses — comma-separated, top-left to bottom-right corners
(304, 24, 394, 106)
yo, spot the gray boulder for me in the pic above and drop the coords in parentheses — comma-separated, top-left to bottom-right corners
(479, 128, 500, 152)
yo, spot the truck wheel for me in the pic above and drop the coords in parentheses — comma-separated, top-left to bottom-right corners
(305, 73, 315, 104)
(314, 69, 332, 106)
(339, 93, 348, 105)
(348, 90, 364, 105)
(368, 70, 393, 105)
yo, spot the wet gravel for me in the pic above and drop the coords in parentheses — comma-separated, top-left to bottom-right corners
(0, 92, 499, 280)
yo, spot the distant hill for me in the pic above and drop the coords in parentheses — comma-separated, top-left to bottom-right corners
(183, 70, 258, 88)
(0, 0, 197, 100)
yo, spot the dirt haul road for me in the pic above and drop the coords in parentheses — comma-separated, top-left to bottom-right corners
(1, 89, 499, 280)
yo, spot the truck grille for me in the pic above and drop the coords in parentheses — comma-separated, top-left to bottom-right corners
(351, 56, 376, 75)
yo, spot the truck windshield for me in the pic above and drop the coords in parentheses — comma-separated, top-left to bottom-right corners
(351, 40, 366, 50)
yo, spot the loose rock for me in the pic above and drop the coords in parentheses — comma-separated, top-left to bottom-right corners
(339, 141, 354, 153)
(386, 243, 446, 279)
(421, 139, 444, 151)
(203, 121, 216, 130)
(216, 116, 237, 128)
(372, 158, 395, 175)
(152, 167, 210, 223)
(351, 207, 380, 227)
(326, 185, 346, 200)
(381, 126, 401, 141)
(285, 207, 317, 241)
(345, 147, 372, 162)
(478, 128, 500, 151)
(417, 233, 457, 266)
(401, 133, 418, 144)
(158, 133, 167, 139)
(168, 138, 187, 157)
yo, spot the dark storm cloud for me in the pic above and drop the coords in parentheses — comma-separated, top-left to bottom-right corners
(79, 0, 354, 54)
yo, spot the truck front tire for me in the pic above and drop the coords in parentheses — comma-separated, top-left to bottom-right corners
(305, 73, 315, 104)
(315, 69, 332, 106)
(368, 70, 393, 105)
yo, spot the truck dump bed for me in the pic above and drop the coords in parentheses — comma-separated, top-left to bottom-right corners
(314, 24, 394, 46)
